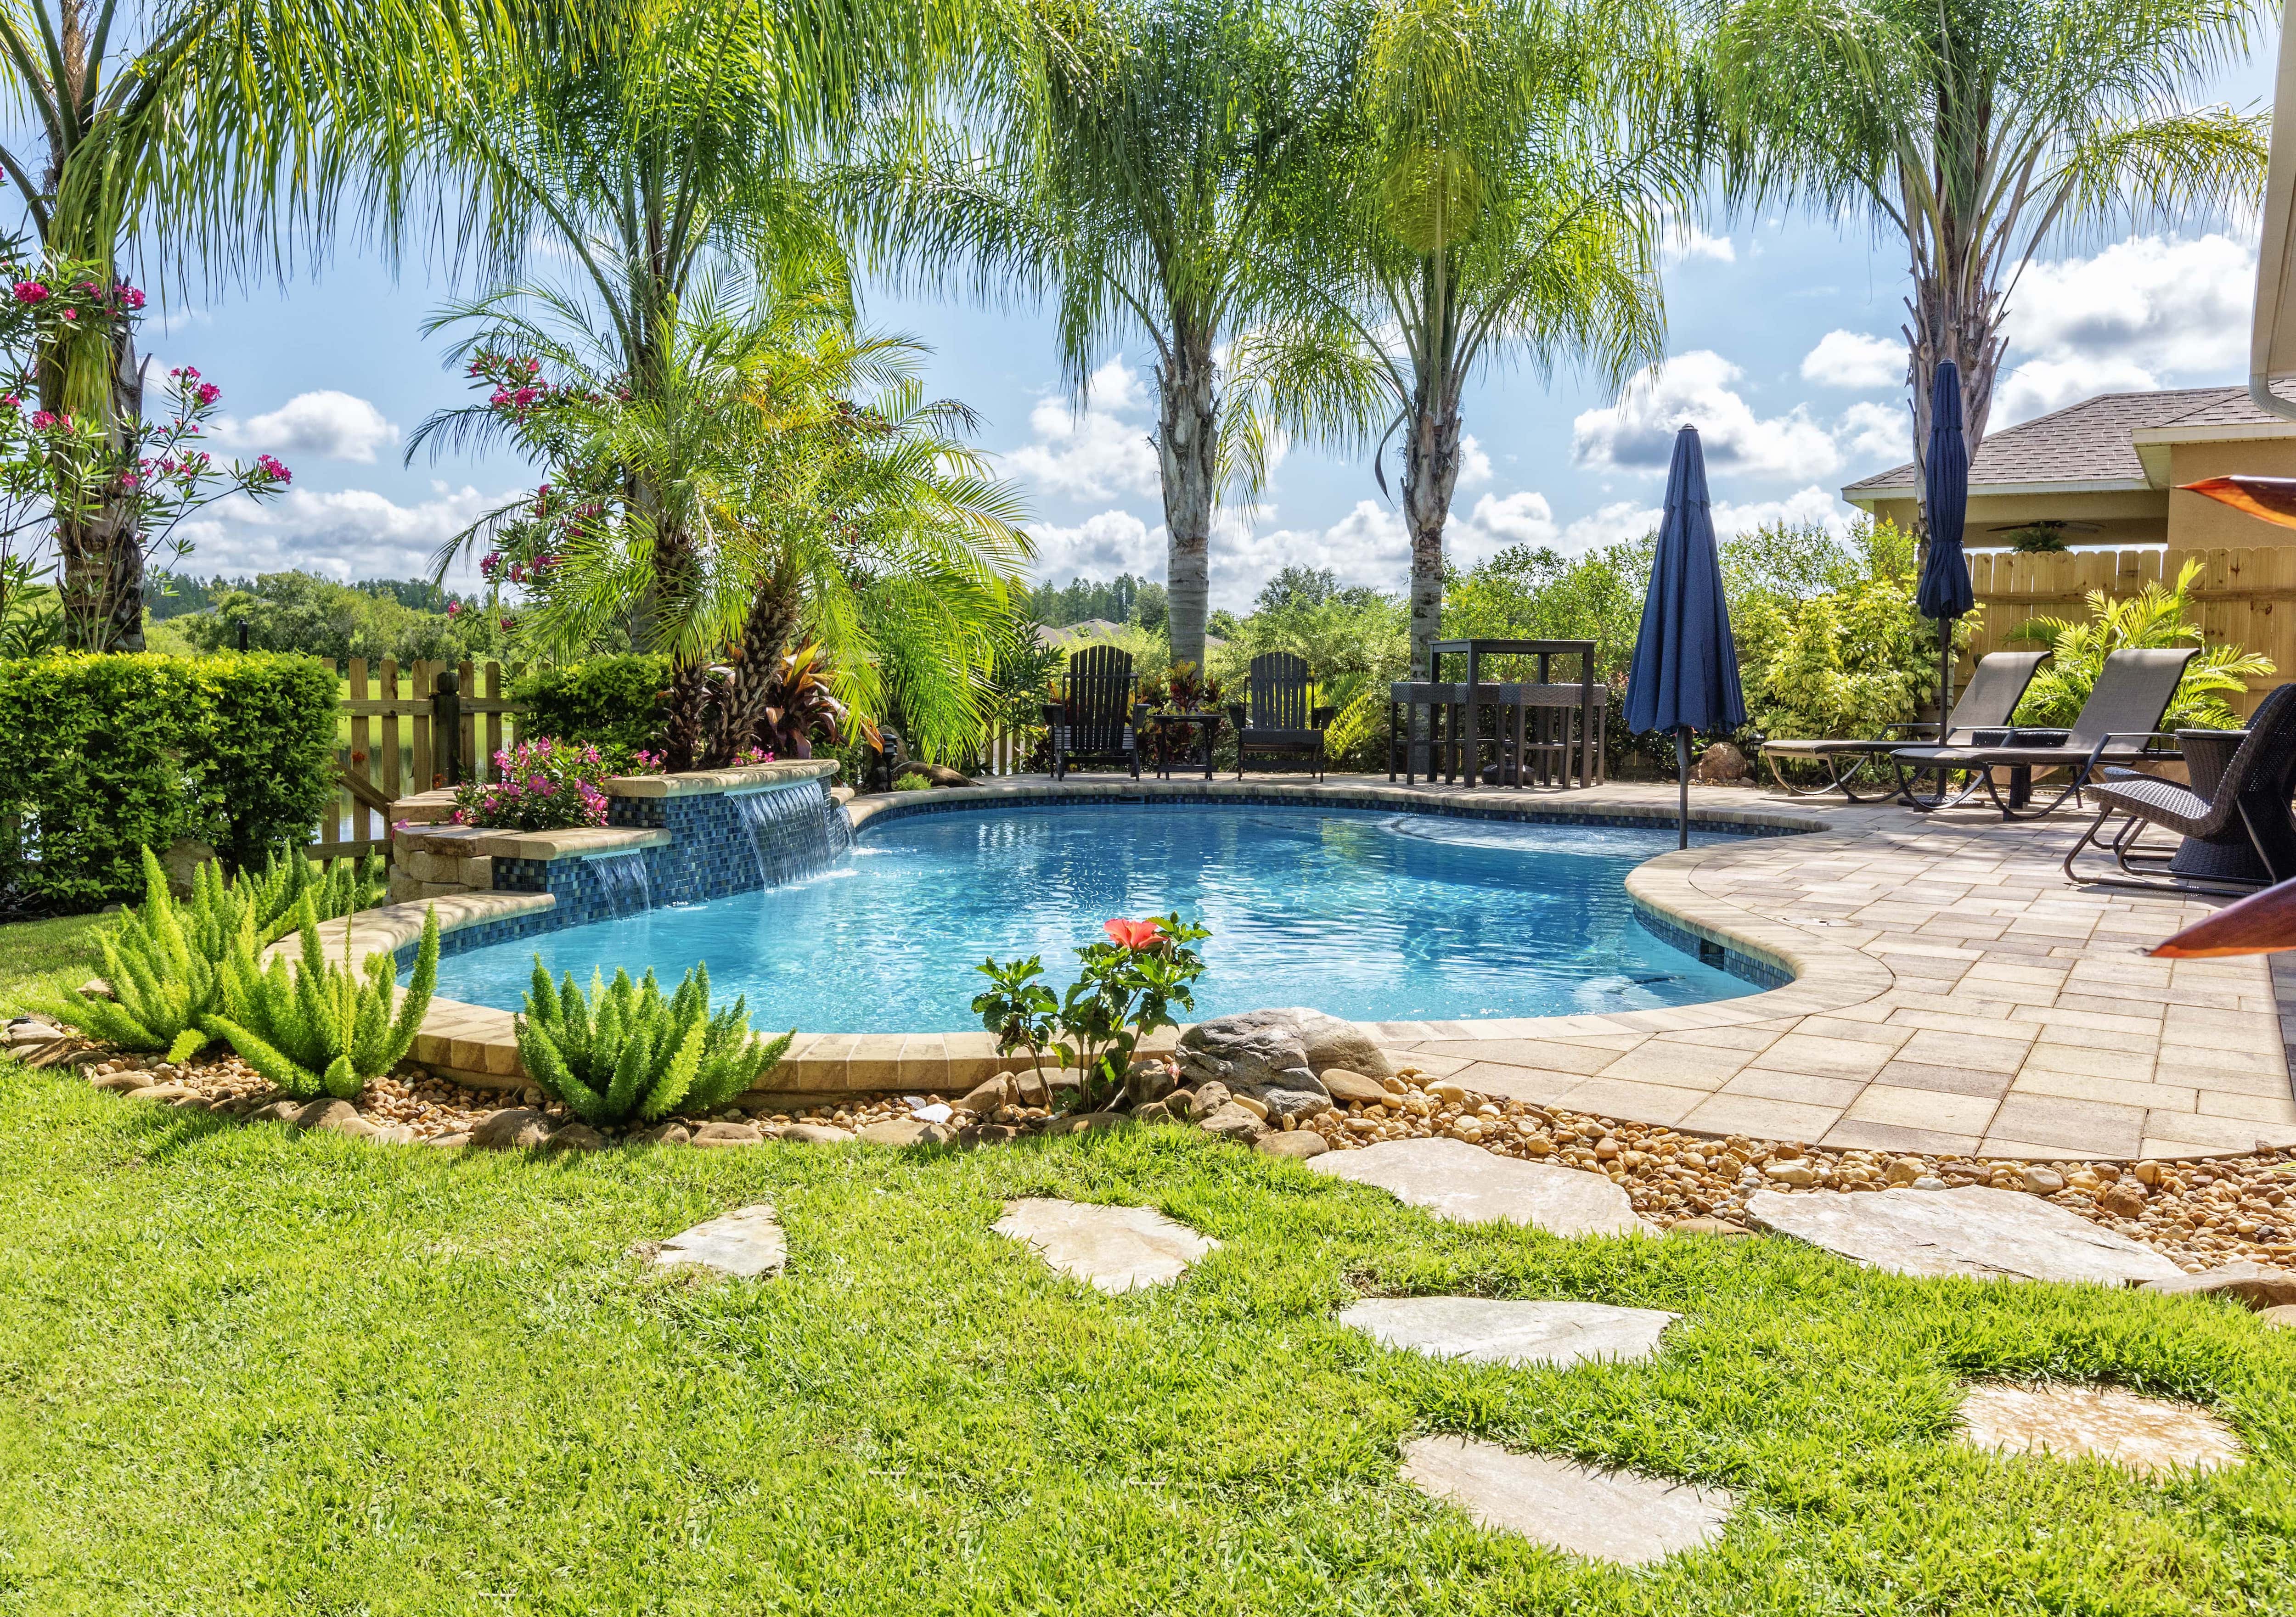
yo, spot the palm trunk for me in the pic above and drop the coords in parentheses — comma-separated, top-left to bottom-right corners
(1157, 317, 1216, 672)
(50, 312, 147, 651)
(1401, 395, 1463, 680)
(715, 571, 804, 765)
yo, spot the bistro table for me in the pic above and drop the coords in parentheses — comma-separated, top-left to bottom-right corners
(1423, 638, 1602, 789)
(2167, 728, 2272, 884)
(1147, 710, 1223, 781)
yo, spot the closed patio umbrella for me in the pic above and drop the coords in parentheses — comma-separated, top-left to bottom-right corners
(1917, 360, 1975, 723)
(1625, 425, 1745, 849)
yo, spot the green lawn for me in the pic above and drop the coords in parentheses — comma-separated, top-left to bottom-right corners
(3, 1061, 2294, 1614)
(0, 911, 107, 1020)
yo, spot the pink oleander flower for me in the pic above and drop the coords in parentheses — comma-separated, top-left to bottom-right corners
(0, 393, 16, 409)
(28, 410, 57, 430)
(511, 386, 539, 408)
(119, 472, 140, 490)
(254, 454, 290, 483)
(446, 601, 461, 616)
(118, 286, 144, 311)
(12, 281, 46, 304)
(195, 382, 219, 406)
(499, 615, 516, 631)
(58, 308, 76, 321)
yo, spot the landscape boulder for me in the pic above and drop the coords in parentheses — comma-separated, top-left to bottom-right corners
(470, 1108, 555, 1151)
(1176, 1007, 1394, 1099)
(857, 1117, 959, 1147)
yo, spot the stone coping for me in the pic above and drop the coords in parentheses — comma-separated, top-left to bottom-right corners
(604, 759, 838, 799)
(395, 824, 671, 862)
(315, 773, 2290, 1161)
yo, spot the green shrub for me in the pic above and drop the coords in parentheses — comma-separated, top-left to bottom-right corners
(206, 897, 439, 1100)
(0, 651, 336, 910)
(37, 848, 241, 1061)
(2009, 558, 2274, 730)
(238, 848, 387, 943)
(515, 960, 792, 1127)
(511, 656, 671, 756)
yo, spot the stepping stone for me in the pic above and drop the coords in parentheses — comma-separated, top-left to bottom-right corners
(1958, 1384, 2245, 1477)
(1746, 1186, 2183, 1285)
(1340, 1297, 1676, 1370)
(646, 1204, 787, 1279)
(1307, 1137, 1651, 1237)
(993, 1198, 1217, 1294)
(1400, 1436, 1734, 1566)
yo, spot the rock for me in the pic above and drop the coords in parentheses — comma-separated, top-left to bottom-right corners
(169, 1093, 215, 1112)
(1762, 1162, 1818, 1187)
(370, 1124, 419, 1145)
(858, 1117, 958, 1146)
(293, 1098, 360, 1133)
(1011, 1070, 1079, 1107)
(1690, 741, 1748, 784)
(123, 1083, 188, 1104)
(1321, 1069, 1392, 1106)
(2100, 1180, 2149, 1218)
(2020, 1166, 2066, 1195)
(690, 1121, 764, 1148)
(427, 1132, 471, 1148)
(647, 1203, 787, 1279)
(2, 1018, 62, 1050)
(1428, 1080, 1469, 1104)
(1198, 1102, 1268, 1142)
(2140, 1261, 2296, 1309)
(1340, 1297, 1677, 1369)
(1259, 1087, 1332, 1123)
(469, 1107, 555, 1151)
(252, 1100, 303, 1123)
(959, 1123, 1021, 1147)
(1125, 1061, 1178, 1106)
(1043, 1112, 1133, 1137)
(160, 837, 219, 898)
(2260, 1304, 2296, 1328)
(957, 1075, 1013, 1115)
(632, 1122, 692, 1147)
(1399, 1437, 1734, 1566)
(1132, 1100, 1177, 1125)
(1256, 1131, 1329, 1160)
(1668, 1217, 1753, 1239)
(1745, 1186, 2183, 1284)
(89, 1071, 151, 1094)
(780, 1123, 856, 1145)
(1186, 1082, 1232, 1120)
(543, 1123, 608, 1152)
(895, 760, 975, 788)
(1911, 1175, 1948, 1191)
(1957, 1383, 2245, 1477)
(1175, 1011, 1320, 1095)
(78, 978, 113, 999)
(1227, 1092, 1270, 1121)
(1309, 1137, 1653, 1238)
(1885, 1157, 1926, 1186)
(992, 1197, 1218, 1293)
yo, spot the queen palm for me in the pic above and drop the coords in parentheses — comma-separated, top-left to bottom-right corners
(1232, 0, 1692, 676)
(1709, 0, 2268, 477)
(850, 0, 1319, 670)
(0, 0, 469, 648)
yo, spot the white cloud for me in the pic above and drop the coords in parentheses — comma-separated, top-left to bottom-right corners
(1025, 507, 1159, 580)
(1544, 485, 1854, 551)
(1801, 330, 1903, 390)
(210, 391, 401, 464)
(1003, 358, 1161, 500)
(1456, 433, 1493, 488)
(1835, 399, 1908, 469)
(1458, 490, 1558, 549)
(1995, 355, 2162, 427)
(1662, 212, 1736, 264)
(1572, 351, 1842, 482)
(174, 481, 510, 583)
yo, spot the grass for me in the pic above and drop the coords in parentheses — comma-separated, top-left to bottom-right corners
(3, 1061, 2295, 1614)
(0, 911, 107, 1019)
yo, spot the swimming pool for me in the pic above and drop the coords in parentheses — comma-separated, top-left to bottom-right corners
(424, 803, 1763, 1031)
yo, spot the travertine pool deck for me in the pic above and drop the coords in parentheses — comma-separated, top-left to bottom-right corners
(321, 773, 2296, 1162)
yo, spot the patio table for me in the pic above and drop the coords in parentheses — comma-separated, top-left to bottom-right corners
(1147, 711, 1223, 782)
(1426, 639, 1602, 789)
(2167, 729, 2272, 885)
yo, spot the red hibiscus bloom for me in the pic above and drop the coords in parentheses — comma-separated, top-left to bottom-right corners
(1103, 918, 1162, 951)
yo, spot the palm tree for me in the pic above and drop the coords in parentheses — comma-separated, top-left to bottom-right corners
(413, 272, 1032, 765)
(847, 0, 1321, 670)
(0, 0, 470, 649)
(1709, 0, 2269, 479)
(1231, 0, 1692, 676)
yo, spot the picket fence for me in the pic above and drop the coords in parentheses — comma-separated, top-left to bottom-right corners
(314, 658, 522, 862)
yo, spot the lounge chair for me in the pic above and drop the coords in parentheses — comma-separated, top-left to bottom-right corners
(1758, 651, 2049, 801)
(1228, 652, 1334, 780)
(1888, 646, 2197, 820)
(2063, 682, 2296, 894)
(1041, 643, 1140, 780)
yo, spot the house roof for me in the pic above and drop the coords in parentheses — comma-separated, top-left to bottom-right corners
(1841, 386, 2296, 499)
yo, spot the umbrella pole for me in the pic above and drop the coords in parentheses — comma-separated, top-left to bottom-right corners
(1674, 727, 1690, 851)
(1937, 615, 1954, 736)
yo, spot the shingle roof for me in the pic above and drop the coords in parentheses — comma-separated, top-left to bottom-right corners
(1841, 386, 2286, 494)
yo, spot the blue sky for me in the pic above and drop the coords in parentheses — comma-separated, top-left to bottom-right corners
(108, 34, 2278, 611)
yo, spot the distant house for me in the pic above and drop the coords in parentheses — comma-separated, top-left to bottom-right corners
(1841, 386, 2296, 550)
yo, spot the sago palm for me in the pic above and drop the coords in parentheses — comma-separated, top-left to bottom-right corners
(1708, 0, 2268, 477)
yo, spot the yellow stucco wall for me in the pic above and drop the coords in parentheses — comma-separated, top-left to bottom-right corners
(2167, 438, 2296, 547)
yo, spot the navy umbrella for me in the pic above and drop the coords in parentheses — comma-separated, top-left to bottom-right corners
(1916, 360, 1975, 727)
(1625, 425, 1746, 848)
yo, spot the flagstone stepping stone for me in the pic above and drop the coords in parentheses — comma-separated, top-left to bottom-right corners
(993, 1198, 1217, 1294)
(1340, 1297, 1677, 1370)
(1400, 1436, 1734, 1566)
(646, 1204, 787, 1279)
(1746, 1186, 2183, 1285)
(1306, 1137, 1652, 1237)
(1958, 1384, 2245, 1476)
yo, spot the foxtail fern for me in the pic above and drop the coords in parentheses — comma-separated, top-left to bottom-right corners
(516, 960, 791, 1127)
(204, 897, 439, 1100)
(37, 848, 246, 1061)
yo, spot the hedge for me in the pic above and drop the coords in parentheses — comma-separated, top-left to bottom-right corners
(0, 652, 337, 911)
(511, 655, 670, 755)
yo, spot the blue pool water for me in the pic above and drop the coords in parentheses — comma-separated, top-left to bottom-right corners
(426, 804, 1759, 1031)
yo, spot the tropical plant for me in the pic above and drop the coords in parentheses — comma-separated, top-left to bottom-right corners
(1229, 0, 1689, 675)
(2009, 558, 2275, 730)
(1710, 0, 2268, 483)
(454, 737, 613, 831)
(852, 0, 1322, 669)
(514, 960, 793, 1127)
(972, 914, 1211, 1112)
(233, 848, 388, 943)
(36, 847, 238, 1060)
(205, 898, 439, 1100)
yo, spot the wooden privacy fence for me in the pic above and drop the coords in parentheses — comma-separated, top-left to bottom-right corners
(314, 658, 523, 863)
(1964, 546, 2296, 720)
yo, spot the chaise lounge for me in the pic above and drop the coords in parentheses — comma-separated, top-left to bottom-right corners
(1758, 650, 2049, 801)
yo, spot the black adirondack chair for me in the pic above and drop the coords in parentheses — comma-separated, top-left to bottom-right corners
(1227, 651, 1334, 779)
(1041, 644, 1139, 780)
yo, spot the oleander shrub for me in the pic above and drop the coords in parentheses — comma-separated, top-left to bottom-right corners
(0, 651, 335, 910)
(205, 896, 439, 1100)
(510, 655, 670, 757)
(515, 960, 792, 1126)
(453, 737, 613, 830)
